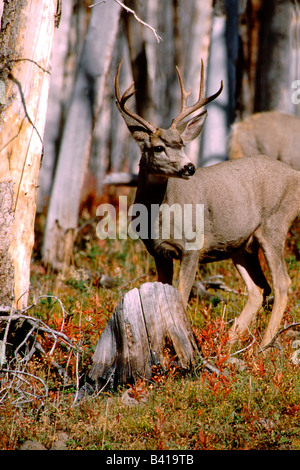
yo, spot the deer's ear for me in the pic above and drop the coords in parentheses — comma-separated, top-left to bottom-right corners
(127, 125, 152, 144)
(180, 110, 207, 143)
(118, 108, 153, 143)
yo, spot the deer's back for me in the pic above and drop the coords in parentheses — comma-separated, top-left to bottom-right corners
(228, 111, 300, 171)
(164, 155, 300, 256)
(169, 154, 299, 208)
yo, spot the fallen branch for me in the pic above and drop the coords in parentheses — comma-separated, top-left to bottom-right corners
(0, 313, 75, 349)
(1, 368, 49, 397)
(261, 322, 300, 351)
(0, 295, 79, 409)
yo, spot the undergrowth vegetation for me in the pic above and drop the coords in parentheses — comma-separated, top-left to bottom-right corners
(0, 188, 299, 450)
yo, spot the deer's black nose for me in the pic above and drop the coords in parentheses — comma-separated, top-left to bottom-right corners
(184, 163, 195, 176)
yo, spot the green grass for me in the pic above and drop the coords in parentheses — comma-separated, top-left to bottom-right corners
(0, 196, 299, 450)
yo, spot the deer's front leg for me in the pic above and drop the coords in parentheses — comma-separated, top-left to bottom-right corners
(178, 251, 199, 305)
(155, 255, 173, 285)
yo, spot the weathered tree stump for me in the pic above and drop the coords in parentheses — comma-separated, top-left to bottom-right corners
(89, 282, 200, 389)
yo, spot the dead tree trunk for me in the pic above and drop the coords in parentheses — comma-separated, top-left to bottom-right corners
(0, 0, 58, 308)
(89, 282, 200, 389)
(42, 1, 121, 271)
(37, 0, 74, 213)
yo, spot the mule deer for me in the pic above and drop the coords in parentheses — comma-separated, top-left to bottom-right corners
(228, 111, 300, 171)
(115, 61, 300, 348)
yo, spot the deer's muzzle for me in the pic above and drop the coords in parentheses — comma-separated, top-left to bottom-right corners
(179, 162, 196, 179)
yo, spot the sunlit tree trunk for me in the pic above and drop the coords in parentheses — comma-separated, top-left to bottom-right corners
(0, 0, 58, 308)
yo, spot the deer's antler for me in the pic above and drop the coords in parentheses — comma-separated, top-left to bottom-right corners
(114, 60, 156, 134)
(171, 59, 223, 129)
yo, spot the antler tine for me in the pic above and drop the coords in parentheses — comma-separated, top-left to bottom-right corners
(115, 60, 156, 134)
(171, 59, 223, 129)
(114, 60, 124, 103)
(199, 58, 205, 101)
(176, 66, 192, 113)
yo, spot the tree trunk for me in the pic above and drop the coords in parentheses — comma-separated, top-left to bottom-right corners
(123, 0, 152, 122)
(200, 6, 228, 166)
(0, 0, 58, 308)
(254, 0, 292, 113)
(233, 0, 262, 120)
(42, 0, 121, 271)
(37, 0, 74, 213)
(224, 0, 293, 119)
(89, 282, 200, 389)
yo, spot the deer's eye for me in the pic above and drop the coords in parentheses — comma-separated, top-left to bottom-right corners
(153, 145, 165, 153)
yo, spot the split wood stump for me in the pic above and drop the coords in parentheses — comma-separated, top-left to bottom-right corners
(89, 282, 200, 389)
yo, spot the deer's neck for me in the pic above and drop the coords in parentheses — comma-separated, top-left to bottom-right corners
(135, 157, 168, 207)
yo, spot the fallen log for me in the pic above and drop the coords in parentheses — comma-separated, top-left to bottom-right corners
(89, 282, 200, 389)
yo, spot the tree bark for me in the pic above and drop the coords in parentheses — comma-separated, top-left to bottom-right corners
(42, 0, 121, 270)
(0, 0, 58, 308)
(0, 182, 14, 306)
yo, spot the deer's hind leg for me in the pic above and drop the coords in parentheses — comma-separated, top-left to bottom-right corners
(254, 227, 292, 348)
(229, 245, 271, 343)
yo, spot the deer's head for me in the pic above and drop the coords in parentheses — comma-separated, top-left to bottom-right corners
(115, 60, 223, 180)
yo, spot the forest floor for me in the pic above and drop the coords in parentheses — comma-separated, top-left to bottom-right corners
(0, 188, 299, 450)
